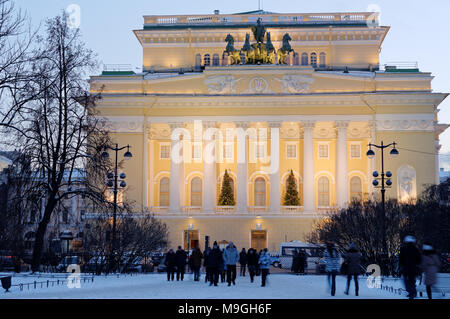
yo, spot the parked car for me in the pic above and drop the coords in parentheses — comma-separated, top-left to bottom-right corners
(56, 256, 82, 272)
(268, 253, 281, 268)
(0, 256, 15, 272)
(157, 255, 167, 273)
(150, 252, 164, 266)
(121, 256, 154, 273)
(83, 256, 107, 274)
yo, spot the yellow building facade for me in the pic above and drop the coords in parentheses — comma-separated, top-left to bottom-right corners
(90, 11, 448, 252)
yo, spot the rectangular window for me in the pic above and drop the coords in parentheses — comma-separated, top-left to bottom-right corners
(62, 210, 69, 224)
(351, 144, 361, 158)
(256, 143, 265, 159)
(192, 144, 202, 160)
(286, 144, 297, 159)
(318, 144, 328, 159)
(224, 144, 233, 159)
(160, 145, 170, 159)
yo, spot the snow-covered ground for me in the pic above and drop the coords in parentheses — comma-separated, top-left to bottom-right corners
(3, 272, 446, 299)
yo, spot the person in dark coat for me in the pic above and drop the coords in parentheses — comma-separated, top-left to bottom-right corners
(344, 243, 362, 296)
(299, 249, 307, 274)
(256, 250, 262, 276)
(292, 249, 300, 274)
(207, 241, 222, 286)
(239, 248, 248, 277)
(203, 247, 211, 283)
(247, 248, 258, 283)
(164, 249, 176, 281)
(191, 245, 203, 281)
(420, 243, 441, 299)
(175, 246, 187, 281)
(399, 235, 422, 299)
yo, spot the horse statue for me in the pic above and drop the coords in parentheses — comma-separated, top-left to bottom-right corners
(224, 34, 241, 65)
(265, 32, 275, 64)
(277, 33, 294, 65)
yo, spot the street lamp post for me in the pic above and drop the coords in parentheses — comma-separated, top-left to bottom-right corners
(102, 143, 132, 272)
(366, 141, 399, 267)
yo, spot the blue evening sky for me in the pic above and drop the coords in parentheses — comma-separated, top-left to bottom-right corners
(14, 0, 450, 161)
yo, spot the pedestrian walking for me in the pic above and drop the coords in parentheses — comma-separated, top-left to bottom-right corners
(223, 242, 239, 286)
(164, 248, 176, 281)
(292, 249, 300, 274)
(175, 246, 187, 281)
(324, 242, 341, 296)
(256, 250, 262, 276)
(203, 247, 211, 283)
(344, 243, 362, 296)
(420, 243, 441, 299)
(207, 242, 222, 286)
(239, 248, 248, 277)
(399, 235, 422, 299)
(191, 245, 203, 281)
(247, 248, 258, 283)
(258, 248, 271, 287)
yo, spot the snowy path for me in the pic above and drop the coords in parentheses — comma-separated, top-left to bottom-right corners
(0, 273, 422, 299)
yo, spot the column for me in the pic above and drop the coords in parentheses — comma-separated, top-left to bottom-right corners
(169, 122, 184, 213)
(302, 121, 315, 212)
(203, 121, 217, 213)
(436, 141, 441, 185)
(335, 121, 349, 208)
(235, 121, 248, 213)
(143, 118, 148, 209)
(269, 121, 281, 213)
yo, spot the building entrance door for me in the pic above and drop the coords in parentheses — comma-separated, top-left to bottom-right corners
(251, 230, 267, 251)
(184, 230, 199, 250)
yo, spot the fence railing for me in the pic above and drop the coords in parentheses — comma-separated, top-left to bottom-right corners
(144, 12, 378, 26)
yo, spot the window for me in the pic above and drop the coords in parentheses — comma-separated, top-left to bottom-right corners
(256, 143, 265, 159)
(159, 177, 170, 206)
(62, 210, 69, 224)
(254, 177, 266, 206)
(204, 54, 210, 66)
(160, 145, 170, 159)
(319, 52, 326, 68)
(286, 144, 297, 159)
(318, 144, 328, 159)
(351, 144, 361, 158)
(192, 144, 202, 160)
(224, 143, 233, 159)
(212, 54, 220, 66)
(191, 177, 202, 206)
(301, 52, 308, 65)
(350, 176, 362, 203)
(310, 52, 317, 67)
(318, 176, 330, 206)
(293, 53, 299, 65)
(195, 54, 201, 68)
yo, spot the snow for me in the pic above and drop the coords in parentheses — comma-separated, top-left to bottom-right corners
(3, 272, 446, 299)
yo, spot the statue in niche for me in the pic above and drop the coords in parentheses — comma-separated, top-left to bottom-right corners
(397, 165, 417, 203)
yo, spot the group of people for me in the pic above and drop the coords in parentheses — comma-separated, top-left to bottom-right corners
(291, 249, 308, 275)
(322, 236, 442, 299)
(164, 241, 272, 287)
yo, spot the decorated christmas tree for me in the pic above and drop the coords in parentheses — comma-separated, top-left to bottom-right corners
(218, 170, 235, 206)
(284, 170, 300, 206)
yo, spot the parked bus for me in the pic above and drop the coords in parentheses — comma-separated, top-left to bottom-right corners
(279, 241, 326, 274)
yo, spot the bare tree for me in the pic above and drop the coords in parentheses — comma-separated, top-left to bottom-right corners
(0, 12, 114, 272)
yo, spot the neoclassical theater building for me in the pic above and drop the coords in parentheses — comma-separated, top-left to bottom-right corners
(90, 10, 448, 252)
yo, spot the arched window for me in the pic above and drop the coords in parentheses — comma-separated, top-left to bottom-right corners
(318, 176, 330, 206)
(195, 54, 201, 69)
(350, 176, 362, 203)
(293, 53, 299, 65)
(319, 52, 326, 68)
(301, 53, 308, 65)
(191, 177, 202, 206)
(204, 54, 210, 66)
(212, 54, 220, 66)
(159, 177, 170, 206)
(310, 53, 317, 68)
(254, 177, 266, 206)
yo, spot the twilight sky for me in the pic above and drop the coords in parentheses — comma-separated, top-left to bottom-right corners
(14, 0, 450, 164)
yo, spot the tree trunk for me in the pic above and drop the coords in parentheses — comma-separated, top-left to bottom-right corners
(31, 196, 57, 272)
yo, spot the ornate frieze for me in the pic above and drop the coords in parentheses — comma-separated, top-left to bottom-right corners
(204, 75, 241, 94)
(376, 119, 434, 131)
(275, 75, 314, 94)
